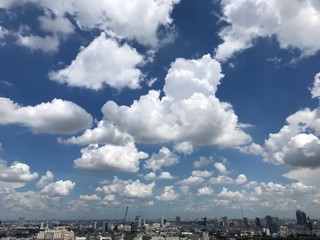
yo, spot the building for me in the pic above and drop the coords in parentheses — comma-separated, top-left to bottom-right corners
(296, 210, 308, 225)
(18, 217, 25, 227)
(37, 229, 75, 240)
(175, 216, 181, 226)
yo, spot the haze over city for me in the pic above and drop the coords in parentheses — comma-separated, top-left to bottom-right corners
(1, 0, 320, 221)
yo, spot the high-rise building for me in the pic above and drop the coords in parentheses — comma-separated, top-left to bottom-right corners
(243, 217, 249, 227)
(255, 217, 261, 227)
(135, 216, 142, 228)
(161, 217, 165, 227)
(265, 215, 273, 227)
(175, 216, 181, 226)
(102, 220, 107, 234)
(296, 210, 308, 225)
(18, 217, 25, 227)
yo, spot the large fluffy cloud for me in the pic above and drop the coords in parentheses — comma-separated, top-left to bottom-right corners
(0, 97, 92, 134)
(58, 121, 132, 146)
(244, 107, 320, 167)
(3, 0, 180, 47)
(216, 0, 320, 61)
(74, 142, 148, 172)
(37, 171, 75, 197)
(49, 33, 144, 90)
(98, 54, 251, 147)
(96, 177, 155, 199)
(16, 34, 60, 52)
(0, 160, 38, 187)
(144, 147, 179, 172)
(156, 185, 178, 201)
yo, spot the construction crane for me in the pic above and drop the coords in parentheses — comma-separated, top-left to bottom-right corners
(123, 206, 129, 225)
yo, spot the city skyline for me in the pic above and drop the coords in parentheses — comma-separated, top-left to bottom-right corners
(1, 0, 320, 220)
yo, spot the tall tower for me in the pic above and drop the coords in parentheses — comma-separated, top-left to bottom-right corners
(176, 216, 181, 226)
(296, 210, 302, 225)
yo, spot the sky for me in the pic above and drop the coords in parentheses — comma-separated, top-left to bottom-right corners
(1, 0, 320, 221)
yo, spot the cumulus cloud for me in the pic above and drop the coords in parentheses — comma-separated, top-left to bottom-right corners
(40, 180, 75, 197)
(191, 170, 212, 178)
(96, 177, 155, 199)
(38, 14, 74, 35)
(16, 34, 60, 52)
(177, 176, 205, 187)
(0, 160, 38, 186)
(37, 172, 76, 198)
(144, 147, 179, 172)
(36, 171, 54, 189)
(2, 0, 180, 47)
(0, 97, 92, 134)
(144, 171, 174, 181)
(193, 156, 214, 168)
(0, 26, 9, 46)
(50, 33, 144, 90)
(74, 142, 148, 173)
(216, 0, 320, 61)
(79, 194, 101, 201)
(209, 174, 247, 185)
(58, 121, 132, 146)
(213, 162, 228, 175)
(156, 185, 178, 201)
(174, 141, 193, 155)
(197, 186, 214, 196)
(283, 168, 320, 187)
(311, 73, 320, 99)
(101, 54, 251, 147)
(249, 107, 320, 167)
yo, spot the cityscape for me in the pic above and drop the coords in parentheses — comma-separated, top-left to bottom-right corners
(1, 0, 320, 239)
(0, 210, 320, 240)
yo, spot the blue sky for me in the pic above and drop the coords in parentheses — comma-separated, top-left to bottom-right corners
(1, 0, 320, 220)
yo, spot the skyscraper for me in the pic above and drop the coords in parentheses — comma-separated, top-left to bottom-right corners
(175, 216, 181, 226)
(296, 210, 308, 225)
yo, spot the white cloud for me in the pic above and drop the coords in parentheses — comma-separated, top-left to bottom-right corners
(144, 171, 174, 181)
(38, 14, 74, 35)
(213, 162, 228, 175)
(156, 185, 178, 201)
(209, 174, 247, 185)
(253, 107, 320, 167)
(197, 186, 214, 196)
(37, 171, 76, 198)
(96, 177, 155, 199)
(216, 0, 320, 61)
(0, 97, 93, 134)
(124, 180, 155, 198)
(174, 141, 193, 155)
(36, 171, 54, 189)
(144, 147, 179, 172)
(2, 0, 180, 47)
(0, 160, 38, 186)
(311, 73, 320, 99)
(74, 142, 148, 172)
(101, 54, 251, 147)
(50, 33, 144, 90)
(191, 170, 212, 178)
(40, 180, 75, 197)
(58, 121, 132, 146)
(16, 34, 59, 52)
(47, 0, 180, 46)
(193, 156, 214, 168)
(79, 194, 101, 201)
(177, 176, 205, 187)
(0, 26, 9, 46)
(283, 168, 320, 187)
(235, 174, 248, 185)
